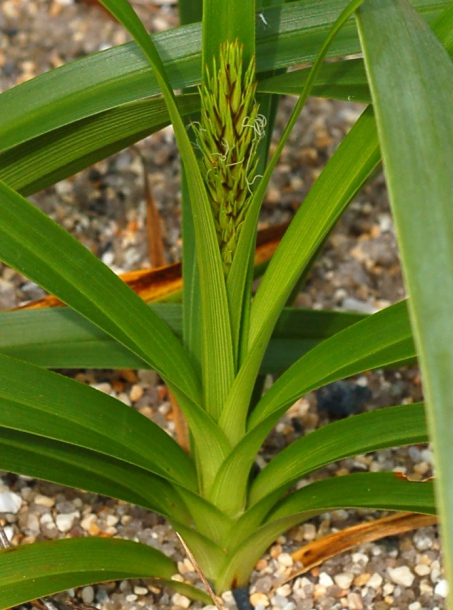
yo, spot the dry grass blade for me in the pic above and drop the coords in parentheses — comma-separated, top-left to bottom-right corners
(176, 534, 224, 610)
(277, 512, 438, 588)
(131, 146, 167, 269)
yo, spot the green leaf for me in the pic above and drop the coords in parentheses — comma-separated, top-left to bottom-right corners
(0, 305, 367, 373)
(0, 353, 196, 490)
(0, 537, 211, 608)
(221, 104, 381, 442)
(214, 472, 436, 591)
(258, 58, 371, 103)
(0, 181, 201, 407)
(0, 427, 191, 522)
(250, 402, 428, 504)
(268, 472, 436, 522)
(0, 0, 446, 196)
(97, 0, 234, 436)
(1, 94, 200, 197)
(209, 300, 416, 514)
(202, 0, 255, 68)
(250, 300, 415, 428)
(356, 0, 453, 587)
(0, 183, 232, 486)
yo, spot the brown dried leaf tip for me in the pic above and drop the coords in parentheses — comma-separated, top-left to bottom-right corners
(191, 40, 265, 275)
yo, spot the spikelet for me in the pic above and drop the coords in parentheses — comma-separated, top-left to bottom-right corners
(191, 40, 265, 276)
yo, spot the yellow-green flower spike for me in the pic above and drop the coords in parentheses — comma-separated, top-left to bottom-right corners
(191, 40, 265, 276)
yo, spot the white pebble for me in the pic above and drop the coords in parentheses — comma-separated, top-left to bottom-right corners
(283, 603, 296, 610)
(171, 593, 191, 608)
(434, 579, 449, 597)
(134, 586, 148, 596)
(276, 585, 291, 597)
(271, 595, 288, 607)
(34, 494, 55, 508)
(352, 552, 369, 565)
(367, 573, 383, 589)
(2, 525, 13, 542)
(303, 523, 316, 541)
(347, 592, 363, 610)
(408, 603, 421, 610)
(81, 587, 94, 604)
(319, 572, 334, 587)
(388, 565, 415, 587)
(40, 513, 56, 528)
(415, 563, 431, 576)
(277, 553, 293, 567)
(334, 572, 354, 590)
(0, 490, 21, 514)
(56, 511, 78, 533)
(81, 514, 97, 531)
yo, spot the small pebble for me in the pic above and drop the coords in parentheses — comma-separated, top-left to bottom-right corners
(408, 603, 421, 610)
(130, 384, 144, 402)
(388, 565, 415, 587)
(81, 587, 94, 604)
(319, 572, 334, 587)
(303, 523, 316, 541)
(415, 563, 431, 576)
(434, 578, 448, 597)
(56, 511, 78, 533)
(0, 490, 22, 514)
(276, 585, 291, 597)
(277, 553, 293, 567)
(171, 593, 191, 608)
(134, 586, 148, 596)
(334, 572, 354, 590)
(347, 592, 363, 610)
(81, 514, 97, 531)
(250, 592, 270, 607)
(367, 573, 383, 589)
(352, 552, 369, 565)
(34, 494, 55, 508)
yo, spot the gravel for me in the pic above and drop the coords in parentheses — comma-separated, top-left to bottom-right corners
(0, 1, 444, 609)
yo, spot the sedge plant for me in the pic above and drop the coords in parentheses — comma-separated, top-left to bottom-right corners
(1, 0, 453, 606)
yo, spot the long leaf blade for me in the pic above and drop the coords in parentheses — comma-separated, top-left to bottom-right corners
(0, 427, 191, 522)
(214, 472, 436, 591)
(356, 0, 453, 586)
(0, 537, 210, 608)
(0, 305, 367, 372)
(97, 0, 234, 433)
(221, 104, 381, 440)
(0, 353, 196, 490)
(250, 402, 428, 504)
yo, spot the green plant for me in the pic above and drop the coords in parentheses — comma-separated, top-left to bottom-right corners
(1, 0, 453, 605)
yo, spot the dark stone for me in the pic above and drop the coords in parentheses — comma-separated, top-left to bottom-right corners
(315, 380, 371, 417)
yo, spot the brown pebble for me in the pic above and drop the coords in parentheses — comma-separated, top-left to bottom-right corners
(119, 369, 138, 383)
(88, 523, 101, 536)
(112, 379, 125, 393)
(353, 573, 370, 587)
(255, 558, 268, 571)
(130, 384, 144, 402)
(249, 592, 269, 607)
(270, 544, 282, 558)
